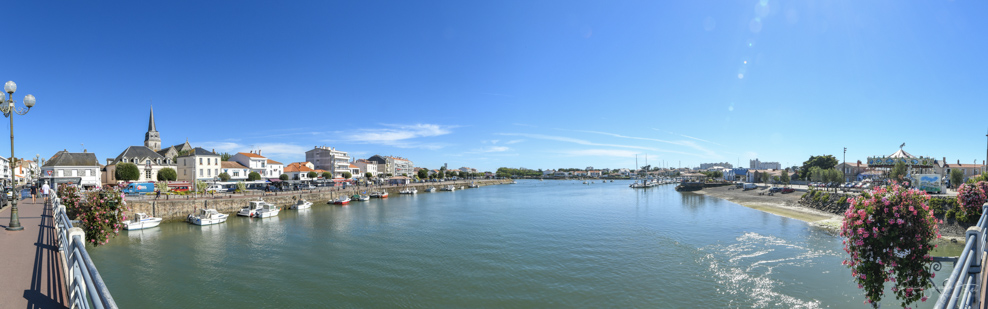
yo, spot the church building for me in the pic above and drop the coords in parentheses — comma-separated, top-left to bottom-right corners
(102, 106, 182, 185)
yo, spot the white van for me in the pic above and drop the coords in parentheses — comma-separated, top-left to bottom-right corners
(743, 183, 757, 190)
(207, 184, 228, 192)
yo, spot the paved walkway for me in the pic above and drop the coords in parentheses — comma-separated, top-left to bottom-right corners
(0, 198, 68, 309)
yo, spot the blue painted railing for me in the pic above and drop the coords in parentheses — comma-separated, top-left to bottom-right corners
(934, 203, 988, 309)
(51, 191, 118, 309)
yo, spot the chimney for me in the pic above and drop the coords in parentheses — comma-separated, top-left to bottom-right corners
(958, 159, 961, 164)
(83, 149, 87, 153)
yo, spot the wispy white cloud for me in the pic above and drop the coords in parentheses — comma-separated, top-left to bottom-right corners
(566, 129, 718, 158)
(481, 146, 510, 152)
(504, 139, 524, 145)
(198, 141, 308, 157)
(561, 149, 640, 158)
(657, 129, 725, 147)
(340, 123, 455, 150)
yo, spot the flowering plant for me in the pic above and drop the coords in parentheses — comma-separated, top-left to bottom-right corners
(840, 182, 940, 308)
(58, 185, 129, 247)
(955, 182, 986, 222)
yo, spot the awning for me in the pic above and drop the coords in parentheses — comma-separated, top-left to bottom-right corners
(267, 178, 282, 183)
(47, 177, 83, 184)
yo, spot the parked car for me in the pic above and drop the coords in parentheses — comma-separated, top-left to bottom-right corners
(769, 187, 783, 193)
(781, 187, 795, 193)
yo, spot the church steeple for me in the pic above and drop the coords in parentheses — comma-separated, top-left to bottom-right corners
(148, 105, 157, 132)
(144, 105, 161, 151)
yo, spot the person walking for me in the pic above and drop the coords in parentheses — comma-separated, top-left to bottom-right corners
(30, 184, 37, 203)
(41, 181, 51, 204)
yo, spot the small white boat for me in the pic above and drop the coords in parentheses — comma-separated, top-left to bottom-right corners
(254, 203, 281, 218)
(426, 187, 437, 193)
(123, 213, 162, 230)
(468, 183, 479, 188)
(350, 194, 370, 201)
(370, 191, 389, 198)
(188, 209, 229, 226)
(331, 195, 351, 205)
(290, 199, 312, 210)
(238, 200, 267, 217)
(400, 188, 417, 194)
(440, 185, 455, 191)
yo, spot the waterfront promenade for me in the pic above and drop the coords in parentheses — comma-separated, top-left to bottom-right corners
(0, 198, 68, 309)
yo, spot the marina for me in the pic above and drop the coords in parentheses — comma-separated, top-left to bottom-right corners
(88, 180, 953, 308)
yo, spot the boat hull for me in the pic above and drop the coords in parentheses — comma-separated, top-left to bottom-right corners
(123, 218, 162, 230)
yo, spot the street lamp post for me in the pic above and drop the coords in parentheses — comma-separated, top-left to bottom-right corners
(2, 81, 36, 231)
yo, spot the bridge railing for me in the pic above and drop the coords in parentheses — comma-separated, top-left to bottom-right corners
(935, 203, 988, 309)
(51, 190, 118, 309)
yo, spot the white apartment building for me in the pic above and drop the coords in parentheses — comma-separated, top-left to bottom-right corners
(41, 150, 102, 189)
(306, 146, 351, 177)
(177, 148, 221, 182)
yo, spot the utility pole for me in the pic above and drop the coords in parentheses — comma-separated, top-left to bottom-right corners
(843, 147, 847, 182)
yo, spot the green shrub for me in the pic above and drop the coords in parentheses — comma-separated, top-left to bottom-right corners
(838, 196, 847, 205)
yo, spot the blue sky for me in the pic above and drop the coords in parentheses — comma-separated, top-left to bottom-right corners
(4, 1, 986, 172)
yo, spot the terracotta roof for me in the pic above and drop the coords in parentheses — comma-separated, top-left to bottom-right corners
(238, 152, 265, 158)
(221, 161, 248, 169)
(349, 164, 358, 168)
(267, 159, 282, 165)
(285, 162, 314, 173)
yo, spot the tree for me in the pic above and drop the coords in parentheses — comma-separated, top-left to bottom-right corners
(365, 172, 373, 179)
(279, 173, 289, 181)
(417, 169, 428, 179)
(220, 152, 232, 161)
(322, 172, 333, 179)
(780, 169, 790, 185)
(157, 167, 177, 181)
(760, 171, 770, 184)
(195, 180, 209, 193)
(307, 171, 318, 179)
(800, 155, 839, 180)
(951, 169, 965, 189)
(115, 163, 140, 181)
(438, 170, 446, 179)
(218, 172, 230, 182)
(342, 171, 352, 179)
(247, 172, 261, 181)
(890, 160, 908, 182)
(236, 181, 247, 193)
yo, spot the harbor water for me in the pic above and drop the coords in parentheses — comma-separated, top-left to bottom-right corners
(90, 180, 948, 308)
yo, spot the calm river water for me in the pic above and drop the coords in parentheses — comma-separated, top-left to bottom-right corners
(90, 180, 948, 308)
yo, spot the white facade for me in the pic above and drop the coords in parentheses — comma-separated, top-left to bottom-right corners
(221, 161, 250, 181)
(265, 159, 284, 178)
(750, 159, 782, 170)
(177, 148, 221, 183)
(41, 151, 102, 188)
(0, 157, 10, 183)
(305, 146, 351, 177)
(232, 152, 268, 178)
(353, 159, 379, 177)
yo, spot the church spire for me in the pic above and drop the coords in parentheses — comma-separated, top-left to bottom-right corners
(148, 105, 157, 132)
(144, 104, 162, 151)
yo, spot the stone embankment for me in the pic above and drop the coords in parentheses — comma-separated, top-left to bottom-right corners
(797, 190, 853, 215)
(125, 179, 511, 222)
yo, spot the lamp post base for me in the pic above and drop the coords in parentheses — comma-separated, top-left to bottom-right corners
(6, 199, 23, 231)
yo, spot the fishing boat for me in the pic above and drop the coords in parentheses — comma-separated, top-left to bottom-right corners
(238, 200, 267, 217)
(122, 213, 162, 230)
(399, 188, 417, 194)
(426, 187, 437, 193)
(332, 195, 351, 205)
(370, 191, 389, 198)
(290, 198, 312, 210)
(187, 209, 229, 226)
(254, 203, 281, 218)
(350, 194, 370, 201)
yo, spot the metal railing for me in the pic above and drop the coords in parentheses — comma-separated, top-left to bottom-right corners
(51, 191, 118, 309)
(935, 203, 988, 309)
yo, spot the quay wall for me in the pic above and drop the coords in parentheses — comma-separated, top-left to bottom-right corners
(124, 179, 511, 222)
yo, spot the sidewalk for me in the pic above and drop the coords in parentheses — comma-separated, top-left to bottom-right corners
(0, 198, 68, 309)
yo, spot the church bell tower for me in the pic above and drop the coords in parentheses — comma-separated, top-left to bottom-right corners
(144, 105, 161, 151)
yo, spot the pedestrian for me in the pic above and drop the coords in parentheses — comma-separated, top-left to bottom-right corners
(41, 181, 50, 204)
(30, 184, 37, 203)
(155, 189, 161, 199)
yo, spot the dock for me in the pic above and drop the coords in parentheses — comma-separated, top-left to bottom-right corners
(0, 198, 69, 308)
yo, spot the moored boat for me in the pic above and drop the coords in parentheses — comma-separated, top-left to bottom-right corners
(440, 185, 455, 191)
(254, 203, 281, 218)
(426, 187, 437, 192)
(238, 200, 267, 217)
(399, 188, 417, 194)
(370, 191, 389, 198)
(122, 213, 162, 230)
(332, 195, 351, 205)
(290, 199, 312, 210)
(188, 209, 229, 226)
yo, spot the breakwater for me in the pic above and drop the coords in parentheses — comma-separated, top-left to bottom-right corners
(124, 179, 511, 222)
